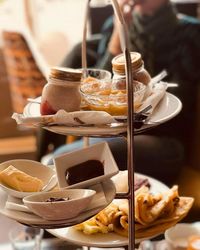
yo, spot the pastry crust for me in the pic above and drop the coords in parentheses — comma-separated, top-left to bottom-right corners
(0, 165, 43, 192)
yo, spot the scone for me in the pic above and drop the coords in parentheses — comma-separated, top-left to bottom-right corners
(0, 165, 43, 192)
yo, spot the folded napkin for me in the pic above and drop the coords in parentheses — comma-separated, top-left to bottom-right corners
(6, 195, 33, 214)
(12, 110, 116, 127)
(139, 81, 167, 113)
(6, 201, 32, 214)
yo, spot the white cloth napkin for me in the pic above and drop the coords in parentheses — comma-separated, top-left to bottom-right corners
(6, 195, 33, 214)
(12, 110, 117, 127)
(139, 82, 167, 113)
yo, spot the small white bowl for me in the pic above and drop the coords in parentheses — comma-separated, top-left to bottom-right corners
(0, 159, 57, 198)
(165, 223, 200, 250)
(54, 142, 119, 189)
(23, 189, 96, 221)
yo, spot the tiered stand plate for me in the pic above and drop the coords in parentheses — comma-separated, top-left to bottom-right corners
(0, 91, 182, 247)
(23, 92, 182, 137)
(47, 174, 169, 247)
(0, 1, 183, 248)
(0, 92, 182, 248)
(0, 172, 169, 247)
(0, 179, 115, 229)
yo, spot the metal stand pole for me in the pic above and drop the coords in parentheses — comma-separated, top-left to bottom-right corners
(111, 1, 135, 248)
(83, 0, 135, 248)
(82, 0, 91, 149)
(125, 49, 135, 250)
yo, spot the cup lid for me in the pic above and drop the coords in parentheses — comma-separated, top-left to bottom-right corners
(50, 67, 82, 82)
(112, 52, 143, 75)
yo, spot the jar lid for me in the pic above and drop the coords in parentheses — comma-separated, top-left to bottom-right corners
(50, 67, 82, 82)
(112, 52, 143, 75)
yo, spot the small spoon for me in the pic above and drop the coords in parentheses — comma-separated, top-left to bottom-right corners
(150, 70, 178, 87)
(150, 70, 168, 85)
(41, 174, 57, 192)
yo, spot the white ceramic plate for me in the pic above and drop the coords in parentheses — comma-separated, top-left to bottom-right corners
(54, 142, 119, 189)
(0, 179, 116, 229)
(0, 160, 57, 198)
(47, 174, 169, 248)
(165, 223, 200, 249)
(23, 93, 182, 136)
(48, 228, 128, 248)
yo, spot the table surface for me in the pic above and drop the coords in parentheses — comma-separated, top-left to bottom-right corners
(0, 239, 171, 250)
(0, 238, 82, 250)
(0, 238, 127, 250)
(171, 0, 200, 3)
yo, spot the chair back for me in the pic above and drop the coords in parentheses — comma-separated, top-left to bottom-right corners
(2, 31, 46, 113)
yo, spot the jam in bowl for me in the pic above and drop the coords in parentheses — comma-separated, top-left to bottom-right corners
(80, 80, 147, 116)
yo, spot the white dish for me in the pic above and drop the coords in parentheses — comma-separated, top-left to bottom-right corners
(48, 228, 128, 248)
(47, 173, 169, 248)
(0, 160, 57, 198)
(23, 93, 182, 136)
(23, 189, 96, 221)
(165, 223, 200, 250)
(54, 142, 119, 189)
(0, 179, 116, 229)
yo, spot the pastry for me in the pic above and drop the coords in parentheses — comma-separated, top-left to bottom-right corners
(0, 165, 43, 192)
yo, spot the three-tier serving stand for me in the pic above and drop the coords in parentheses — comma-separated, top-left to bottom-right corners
(0, 1, 182, 249)
(81, 0, 136, 248)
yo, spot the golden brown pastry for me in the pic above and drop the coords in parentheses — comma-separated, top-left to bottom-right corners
(74, 185, 194, 240)
(74, 203, 118, 234)
(0, 165, 43, 192)
(135, 196, 194, 239)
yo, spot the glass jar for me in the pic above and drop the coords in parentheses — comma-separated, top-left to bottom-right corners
(40, 67, 82, 115)
(111, 52, 151, 90)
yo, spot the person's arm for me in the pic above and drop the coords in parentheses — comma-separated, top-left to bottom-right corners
(108, 0, 135, 55)
(96, 0, 135, 71)
(95, 16, 114, 71)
